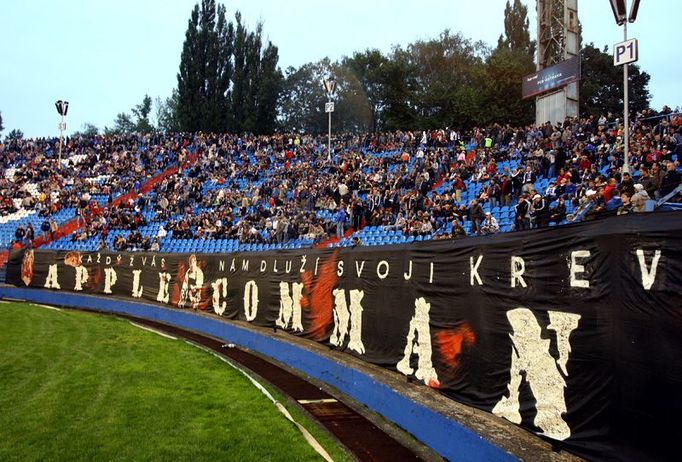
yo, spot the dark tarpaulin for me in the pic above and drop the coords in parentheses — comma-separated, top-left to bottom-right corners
(7, 213, 682, 461)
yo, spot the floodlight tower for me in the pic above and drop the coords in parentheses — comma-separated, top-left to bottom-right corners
(608, 0, 642, 174)
(322, 77, 336, 161)
(535, 0, 580, 124)
(55, 100, 69, 164)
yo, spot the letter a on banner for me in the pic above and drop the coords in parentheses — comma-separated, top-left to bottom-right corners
(396, 298, 439, 387)
(492, 308, 580, 440)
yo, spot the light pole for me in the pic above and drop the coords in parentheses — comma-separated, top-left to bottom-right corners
(609, 0, 641, 174)
(323, 77, 336, 161)
(54, 100, 69, 165)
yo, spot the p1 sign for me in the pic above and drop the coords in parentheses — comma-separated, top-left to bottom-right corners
(614, 38, 638, 66)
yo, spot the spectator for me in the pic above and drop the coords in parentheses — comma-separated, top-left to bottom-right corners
(660, 161, 681, 197)
(480, 212, 499, 235)
(515, 195, 531, 230)
(468, 198, 485, 235)
(335, 205, 346, 238)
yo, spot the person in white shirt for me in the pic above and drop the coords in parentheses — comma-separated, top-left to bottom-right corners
(481, 212, 499, 235)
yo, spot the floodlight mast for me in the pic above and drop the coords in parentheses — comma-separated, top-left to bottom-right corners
(323, 77, 336, 161)
(55, 100, 69, 165)
(609, 0, 641, 174)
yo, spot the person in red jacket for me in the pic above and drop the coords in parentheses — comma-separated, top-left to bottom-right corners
(603, 177, 617, 203)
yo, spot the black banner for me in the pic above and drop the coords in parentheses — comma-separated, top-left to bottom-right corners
(7, 213, 682, 461)
(522, 56, 581, 99)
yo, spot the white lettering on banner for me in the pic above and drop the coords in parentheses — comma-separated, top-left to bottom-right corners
(131, 270, 143, 298)
(337, 260, 344, 276)
(44, 264, 61, 289)
(511, 256, 527, 288)
(355, 260, 366, 278)
(492, 308, 580, 441)
(74, 266, 88, 291)
(569, 250, 590, 288)
(396, 298, 439, 386)
(299, 255, 307, 273)
(285, 260, 293, 273)
(470, 255, 483, 286)
(636, 249, 661, 290)
(103, 268, 117, 294)
(277, 282, 304, 332)
(156, 272, 171, 303)
(260, 260, 267, 272)
(330, 289, 365, 354)
(403, 260, 412, 280)
(377, 260, 389, 279)
(241, 260, 249, 272)
(243, 280, 259, 321)
(211, 278, 228, 316)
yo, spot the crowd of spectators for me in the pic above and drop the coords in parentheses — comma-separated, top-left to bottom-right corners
(2, 107, 681, 251)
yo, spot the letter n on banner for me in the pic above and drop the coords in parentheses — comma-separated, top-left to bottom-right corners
(493, 308, 580, 441)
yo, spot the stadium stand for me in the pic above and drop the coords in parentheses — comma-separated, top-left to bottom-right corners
(1, 111, 681, 255)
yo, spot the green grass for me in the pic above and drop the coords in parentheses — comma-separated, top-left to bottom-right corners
(0, 302, 351, 462)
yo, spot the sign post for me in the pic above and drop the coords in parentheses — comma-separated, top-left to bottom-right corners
(609, 0, 641, 174)
(323, 78, 336, 161)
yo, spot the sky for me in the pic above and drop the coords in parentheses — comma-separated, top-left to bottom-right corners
(1, 0, 679, 138)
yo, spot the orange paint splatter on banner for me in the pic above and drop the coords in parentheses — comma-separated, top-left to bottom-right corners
(300, 251, 338, 341)
(435, 324, 476, 372)
(427, 378, 442, 389)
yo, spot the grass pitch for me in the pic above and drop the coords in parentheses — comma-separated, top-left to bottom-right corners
(0, 301, 350, 462)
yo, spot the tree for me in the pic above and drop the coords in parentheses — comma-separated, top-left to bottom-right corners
(76, 123, 99, 137)
(279, 60, 330, 134)
(379, 48, 418, 131)
(231, 11, 247, 132)
(175, 3, 280, 133)
(155, 93, 181, 132)
(132, 94, 153, 133)
(497, 0, 535, 57)
(105, 112, 135, 135)
(580, 43, 651, 117)
(483, 0, 536, 126)
(0, 111, 4, 133)
(254, 42, 284, 134)
(341, 50, 388, 131)
(8, 129, 24, 140)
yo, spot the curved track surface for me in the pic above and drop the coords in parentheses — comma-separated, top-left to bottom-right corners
(106, 311, 428, 462)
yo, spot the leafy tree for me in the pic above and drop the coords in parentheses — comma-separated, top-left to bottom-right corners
(231, 11, 247, 132)
(483, 0, 536, 126)
(132, 94, 153, 133)
(497, 0, 535, 57)
(155, 93, 181, 132)
(105, 112, 135, 135)
(255, 42, 284, 134)
(0, 111, 4, 133)
(341, 50, 387, 132)
(76, 123, 99, 137)
(379, 48, 418, 131)
(279, 60, 330, 134)
(8, 129, 24, 140)
(580, 43, 651, 117)
(175, 3, 280, 133)
(177, 4, 202, 132)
